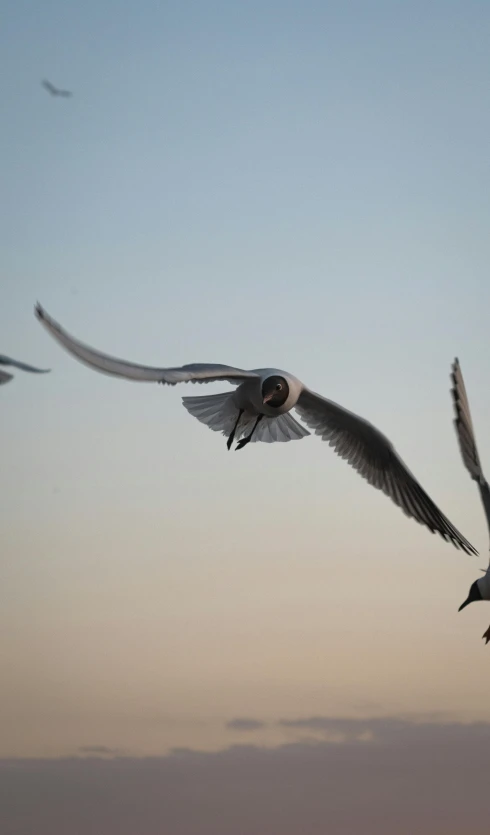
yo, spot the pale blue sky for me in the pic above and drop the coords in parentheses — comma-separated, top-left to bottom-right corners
(2, 0, 490, 772)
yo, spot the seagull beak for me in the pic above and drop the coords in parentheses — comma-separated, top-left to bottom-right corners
(458, 596, 471, 612)
(262, 392, 274, 404)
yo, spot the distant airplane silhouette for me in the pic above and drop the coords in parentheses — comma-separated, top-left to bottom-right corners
(42, 79, 73, 98)
(0, 355, 50, 386)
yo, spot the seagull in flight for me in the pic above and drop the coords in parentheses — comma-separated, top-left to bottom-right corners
(34, 302, 477, 556)
(0, 354, 50, 386)
(41, 79, 73, 98)
(452, 359, 490, 640)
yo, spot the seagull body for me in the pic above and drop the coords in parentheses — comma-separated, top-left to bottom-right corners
(41, 79, 73, 98)
(0, 354, 50, 386)
(35, 302, 477, 555)
(452, 359, 490, 640)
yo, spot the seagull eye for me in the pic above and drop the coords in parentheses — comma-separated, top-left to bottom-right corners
(275, 383, 281, 390)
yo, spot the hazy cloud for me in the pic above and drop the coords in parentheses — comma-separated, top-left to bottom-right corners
(226, 718, 265, 731)
(277, 714, 463, 742)
(78, 745, 122, 756)
(1, 717, 489, 835)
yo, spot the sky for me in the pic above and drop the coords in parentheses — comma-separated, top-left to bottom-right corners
(2, 0, 490, 831)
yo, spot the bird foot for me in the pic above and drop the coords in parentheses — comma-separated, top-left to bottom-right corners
(235, 436, 251, 451)
(482, 625, 490, 645)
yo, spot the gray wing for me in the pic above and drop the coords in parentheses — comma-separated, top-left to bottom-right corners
(451, 358, 486, 483)
(451, 358, 490, 547)
(35, 303, 257, 386)
(295, 387, 477, 555)
(0, 354, 50, 374)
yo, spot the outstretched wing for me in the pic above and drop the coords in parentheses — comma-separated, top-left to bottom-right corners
(451, 357, 490, 549)
(0, 355, 50, 374)
(35, 303, 257, 386)
(451, 359, 486, 483)
(295, 387, 477, 555)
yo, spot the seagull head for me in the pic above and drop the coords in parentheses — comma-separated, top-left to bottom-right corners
(261, 375, 289, 407)
(458, 579, 484, 612)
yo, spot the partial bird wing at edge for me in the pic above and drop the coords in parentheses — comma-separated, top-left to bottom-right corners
(0, 355, 50, 374)
(295, 387, 478, 556)
(450, 358, 485, 482)
(451, 357, 490, 553)
(34, 303, 258, 386)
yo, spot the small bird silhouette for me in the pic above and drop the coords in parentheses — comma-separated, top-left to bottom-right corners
(0, 354, 50, 386)
(41, 79, 73, 98)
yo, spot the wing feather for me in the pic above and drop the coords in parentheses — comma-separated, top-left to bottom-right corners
(451, 358, 485, 482)
(35, 304, 257, 386)
(295, 387, 477, 555)
(451, 358, 490, 549)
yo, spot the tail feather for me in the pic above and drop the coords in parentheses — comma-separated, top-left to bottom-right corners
(182, 393, 310, 444)
(0, 369, 14, 385)
(252, 412, 310, 443)
(182, 392, 239, 435)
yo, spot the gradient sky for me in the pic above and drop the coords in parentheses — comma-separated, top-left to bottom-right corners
(2, 0, 490, 829)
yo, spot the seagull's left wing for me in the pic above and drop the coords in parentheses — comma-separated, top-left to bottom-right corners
(295, 387, 478, 555)
(35, 304, 257, 386)
(0, 355, 50, 374)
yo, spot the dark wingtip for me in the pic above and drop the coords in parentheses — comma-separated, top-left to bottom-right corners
(452, 533, 478, 557)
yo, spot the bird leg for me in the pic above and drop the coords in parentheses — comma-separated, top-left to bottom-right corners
(483, 625, 490, 645)
(235, 414, 263, 451)
(227, 409, 244, 451)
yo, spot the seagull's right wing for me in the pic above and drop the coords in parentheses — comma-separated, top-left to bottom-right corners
(295, 387, 478, 555)
(451, 358, 490, 546)
(35, 304, 257, 386)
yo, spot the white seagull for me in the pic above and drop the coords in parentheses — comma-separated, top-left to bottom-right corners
(0, 354, 50, 386)
(452, 359, 490, 640)
(35, 302, 477, 556)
